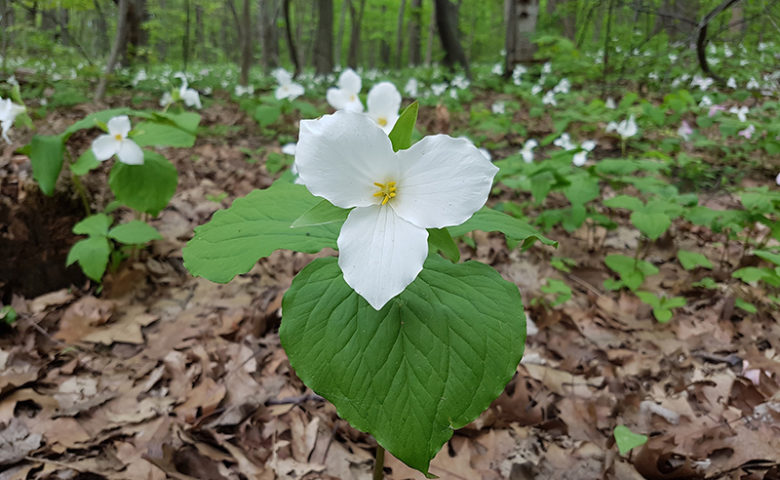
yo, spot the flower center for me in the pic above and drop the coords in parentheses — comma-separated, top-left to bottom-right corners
(114, 133, 123, 141)
(377, 117, 388, 127)
(350, 94, 356, 102)
(373, 181, 397, 206)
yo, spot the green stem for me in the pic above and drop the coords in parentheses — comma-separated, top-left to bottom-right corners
(71, 174, 91, 216)
(373, 446, 385, 480)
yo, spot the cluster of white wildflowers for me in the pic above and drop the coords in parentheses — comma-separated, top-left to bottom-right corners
(160, 72, 202, 109)
(326, 68, 402, 134)
(272, 68, 305, 101)
(0, 97, 25, 143)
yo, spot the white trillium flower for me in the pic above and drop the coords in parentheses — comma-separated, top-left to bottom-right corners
(431, 83, 447, 96)
(491, 101, 506, 115)
(554, 133, 576, 151)
(699, 95, 713, 107)
(273, 68, 305, 101)
(179, 82, 202, 109)
(729, 105, 748, 122)
(542, 91, 556, 106)
(234, 84, 255, 96)
(281, 142, 297, 156)
(727, 77, 737, 89)
(542, 62, 552, 74)
(366, 81, 402, 134)
(746, 77, 760, 89)
(326, 68, 363, 112)
(678, 121, 693, 141)
(520, 139, 538, 163)
(553, 78, 570, 94)
(160, 91, 173, 107)
(91, 115, 144, 165)
(572, 140, 596, 167)
(605, 97, 616, 109)
(606, 115, 638, 139)
(404, 78, 419, 98)
(0, 97, 26, 143)
(295, 111, 498, 310)
(492, 63, 503, 75)
(531, 84, 543, 96)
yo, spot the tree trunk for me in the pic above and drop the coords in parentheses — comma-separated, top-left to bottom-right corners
(408, 0, 421, 65)
(92, 0, 110, 57)
(656, 0, 700, 41)
(394, 0, 407, 69)
(335, 0, 347, 66)
(121, 0, 149, 64)
(183, 0, 191, 70)
(347, 0, 366, 68)
(434, 0, 469, 76)
(314, 0, 334, 74)
(424, 1, 435, 66)
(504, 0, 539, 74)
(283, 0, 300, 75)
(546, 0, 575, 40)
(240, 0, 252, 84)
(95, 0, 129, 101)
(0, 0, 11, 75)
(259, 0, 280, 72)
(696, 0, 740, 84)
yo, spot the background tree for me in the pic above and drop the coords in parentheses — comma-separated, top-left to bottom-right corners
(314, 0, 334, 74)
(434, 0, 470, 77)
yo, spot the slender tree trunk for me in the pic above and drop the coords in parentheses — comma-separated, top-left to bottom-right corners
(183, 0, 191, 70)
(0, 0, 10, 75)
(335, 0, 347, 66)
(314, 0, 334, 74)
(408, 0, 421, 65)
(394, 0, 407, 69)
(95, 0, 129, 101)
(283, 0, 300, 75)
(696, 0, 740, 84)
(504, 0, 539, 74)
(240, 0, 252, 84)
(259, 0, 280, 71)
(434, 0, 470, 77)
(347, 0, 366, 68)
(92, 0, 109, 57)
(424, 1, 435, 66)
(121, 0, 149, 65)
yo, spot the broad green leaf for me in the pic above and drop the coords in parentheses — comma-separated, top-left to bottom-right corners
(132, 121, 196, 147)
(630, 211, 671, 240)
(541, 278, 572, 306)
(291, 199, 349, 228)
(70, 149, 101, 176)
(24, 134, 66, 196)
(64, 108, 138, 137)
(677, 250, 713, 270)
(618, 92, 638, 109)
(732, 267, 769, 284)
(653, 308, 673, 323)
(0, 305, 17, 325)
(108, 221, 162, 244)
(635, 291, 660, 308)
(388, 101, 418, 151)
(449, 207, 557, 249)
(613, 425, 648, 455)
(427, 228, 460, 262)
(66, 236, 110, 282)
(735, 298, 757, 314)
(73, 213, 111, 237)
(604, 195, 644, 211)
(563, 175, 599, 206)
(754, 250, 780, 267)
(109, 151, 178, 216)
(183, 182, 340, 283)
(254, 104, 282, 127)
(280, 256, 525, 476)
(154, 111, 201, 133)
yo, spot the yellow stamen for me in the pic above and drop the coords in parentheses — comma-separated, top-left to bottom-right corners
(350, 94, 356, 101)
(114, 134, 123, 141)
(373, 181, 397, 206)
(377, 117, 388, 127)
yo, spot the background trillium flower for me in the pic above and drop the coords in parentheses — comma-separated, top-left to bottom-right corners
(573, 140, 596, 166)
(326, 68, 363, 112)
(403, 78, 419, 98)
(521, 139, 538, 163)
(91, 115, 144, 165)
(606, 115, 637, 139)
(0, 98, 26, 143)
(295, 111, 498, 310)
(366, 81, 402, 134)
(678, 121, 693, 141)
(273, 68, 305, 101)
(729, 106, 748, 122)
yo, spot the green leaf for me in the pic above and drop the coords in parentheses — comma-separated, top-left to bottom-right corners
(604, 195, 644, 211)
(66, 236, 110, 282)
(692, 277, 718, 289)
(291, 199, 349, 228)
(427, 227, 460, 262)
(0, 305, 18, 325)
(183, 182, 340, 283)
(732, 267, 769, 284)
(254, 104, 282, 127)
(613, 425, 647, 455)
(677, 250, 713, 270)
(24, 134, 66, 196)
(132, 121, 196, 147)
(154, 111, 201, 133)
(635, 290, 660, 308)
(64, 108, 141, 137)
(108, 221, 162, 244)
(604, 255, 657, 291)
(735, 298, 757, 314)
(280, 256, 525, 475)
(70, 148, 101, 176)
(108, 151, 178, 216)
(630, 211, 671, 240)
(449, 207, 557, 249)
(754, 250, 780, 267)
(540, 278, 572, 306)
(388, 101, 418, 151)
(73, 213, 111, 237)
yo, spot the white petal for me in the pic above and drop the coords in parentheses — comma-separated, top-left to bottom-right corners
(337, 205, 428, 310)
(367, 82, 401, 126)
(392, 135, 498, 229)
(107, 115, 132, 138)
(326, 87, 348, 110)
(92, 134, 120, 161)
(274, 85, 287, 101)
(339, 68, 362, 94)
(116, 139, 144, 165)
(295, 110, 397, 208)
(281, 142, 297, 155)
(572, 152, 587, 166)
(287, 82, 305, 100)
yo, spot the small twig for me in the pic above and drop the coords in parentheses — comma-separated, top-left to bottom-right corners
(266, 393, 325, 405)
(373, 445, 385, 480)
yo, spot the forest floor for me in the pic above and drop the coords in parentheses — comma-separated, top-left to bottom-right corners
(1, 95, 779, 480)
